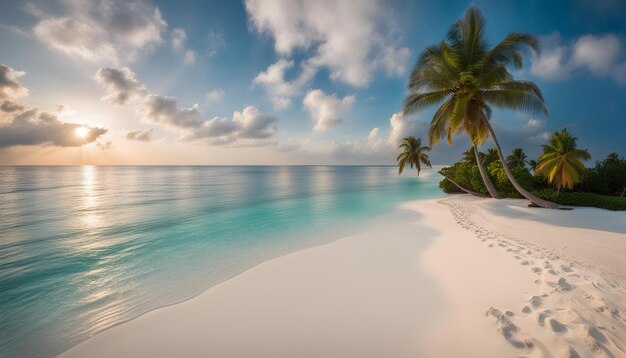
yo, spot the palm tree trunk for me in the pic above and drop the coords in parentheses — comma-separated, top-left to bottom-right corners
(474, 144, 502, 199)
(442, 175, 489, 197)
(621, 185, 625, 197)
(483, 119, 563, 209)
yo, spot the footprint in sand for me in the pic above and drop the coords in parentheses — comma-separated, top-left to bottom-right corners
(537, 310, 551, 326)
(529, 295, 542, 308)
(486, 308, 534, 350)
(557, 277, 574, 291)
(549, 318, 567, 333)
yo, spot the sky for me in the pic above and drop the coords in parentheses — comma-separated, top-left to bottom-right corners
(0, 0, 625, 165)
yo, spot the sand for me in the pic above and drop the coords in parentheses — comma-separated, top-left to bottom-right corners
(61, 195, 626, 357)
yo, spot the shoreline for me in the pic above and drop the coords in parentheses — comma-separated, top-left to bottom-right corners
(61, 195, 626, 357)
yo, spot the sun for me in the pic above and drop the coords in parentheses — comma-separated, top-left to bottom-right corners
(75, 127, 90, 138)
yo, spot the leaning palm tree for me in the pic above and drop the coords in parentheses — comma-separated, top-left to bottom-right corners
(403, 6, 560, 208)
(397, 136, 432, 176)
(536, 129, 591, 193)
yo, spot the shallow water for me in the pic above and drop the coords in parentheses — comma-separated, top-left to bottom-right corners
(0, 165, 444, 357)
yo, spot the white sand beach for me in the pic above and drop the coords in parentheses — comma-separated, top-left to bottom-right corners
(61, 195, 626, 358)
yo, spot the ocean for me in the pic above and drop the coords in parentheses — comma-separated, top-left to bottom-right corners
(0, 165, 444, 357)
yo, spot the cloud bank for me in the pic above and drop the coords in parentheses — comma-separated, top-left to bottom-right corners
(531, 33, 626, 85)
(31, 0, 167, 64)
(0, 64, 107, 148)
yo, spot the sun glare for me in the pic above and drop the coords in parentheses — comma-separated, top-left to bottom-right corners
(75, 127, 90, 138)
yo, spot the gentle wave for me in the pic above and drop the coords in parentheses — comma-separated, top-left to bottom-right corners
(0, 166, 444, 357)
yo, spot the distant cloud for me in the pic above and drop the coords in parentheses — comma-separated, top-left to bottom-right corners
(0, 64, 107, 148)
(531, 32, 626, 85)
(170, 28, 197, 65)
(206, 31, 226, 58)
(170, 28, 187, 51)
(0, 65, 28, 99)
(388, 112, 418, 146)
(253, 59, 316, 110)
(1, 100, 24, 112)
(182, 106, 278, 145)
(303, 89, 355, 132)
(367, 127, 379, 141)
(94, 67, 146, 105)
(245, 0, 410, 87)
(30, 0, 167, 64)
(143, 95, 202, 128)
(0, 108, 107, 148)
(183, 50, 196, 65)
(206, 88, 225, 103)
(96, 140, 113, 150)
(124, 128, 153, 142)
(95, 66, 280, 146)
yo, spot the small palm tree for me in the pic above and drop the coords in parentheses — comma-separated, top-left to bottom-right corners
(483, 148, 500, 166)
(462, 147, 480, 163)
(397, 136, 432, 176)
(536, 129, 591, 193)
(403, 6, 560, 208)
(506, 148, 527, 168)
(527, 159, 538, 172)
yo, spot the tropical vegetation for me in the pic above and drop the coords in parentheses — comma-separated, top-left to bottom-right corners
(402, 6, 560, 208)
(535, 129, 591, 193)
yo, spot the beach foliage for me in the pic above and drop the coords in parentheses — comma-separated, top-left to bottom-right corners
(403, 6, 559, 208)
(536, 129, 591, 193)
(584, 153, 626, 196)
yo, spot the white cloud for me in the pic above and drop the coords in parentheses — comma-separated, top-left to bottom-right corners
(253, 59, 316, 98)
(245, 0, 410, 88)
(124, 128, 153, 142)
(31, 0, 167, 64)
(171, 28, 187, 51)
(531, 32, 626, 84)
(270, 97, 292, 111)
(95, 67, 280, 146)
(94, 67, 146, 105)
(184, 50, 196, 65)
(206, 88, 225, 103)
(388, 112, 417, 146)
(367, 127, 379, 141)
(183, 106, 278, 144)
(142, 95, 202, 129)
(0, 65, 28, 99)
(303, 89, 355, 131)
(571, 34, 621, 74)
(523, 118, 545, 129)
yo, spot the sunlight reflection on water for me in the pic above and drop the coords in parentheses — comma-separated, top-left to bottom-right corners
(0, 166, 443, 357)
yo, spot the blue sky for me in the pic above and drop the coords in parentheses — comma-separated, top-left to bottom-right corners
(0, 0, 624, 165)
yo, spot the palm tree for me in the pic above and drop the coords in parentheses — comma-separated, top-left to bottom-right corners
(403, 6, 560, 208)
(536, 129, 591, 193)
(483, 148, 500, 166)
(462, 147, 477, 163)
(397, 136, 432, 176)
(507, 148, 527, 168)
(527, 159, 538, 172)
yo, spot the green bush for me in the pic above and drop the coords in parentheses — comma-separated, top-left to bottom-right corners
(533, 189, 626, 211)
(439, 177, 462, 193)
(583, 154, 626, 195)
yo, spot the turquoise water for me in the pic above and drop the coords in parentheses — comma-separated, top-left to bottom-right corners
(0, 166, 444, 357)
